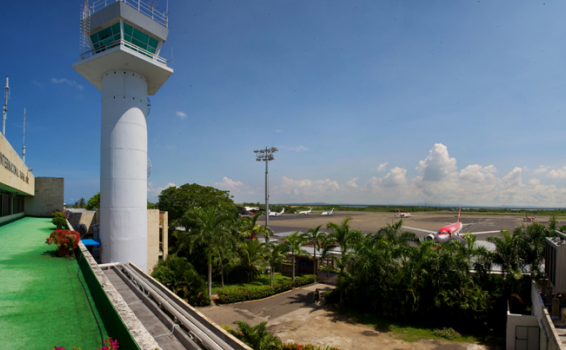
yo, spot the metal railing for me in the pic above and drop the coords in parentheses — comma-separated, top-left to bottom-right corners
(90, 0, 168, 27)
(80, 38, 167, 65)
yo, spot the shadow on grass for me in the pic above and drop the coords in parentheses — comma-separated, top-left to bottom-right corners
(41, 249, 59, 258)
(324, 306, 504, 347)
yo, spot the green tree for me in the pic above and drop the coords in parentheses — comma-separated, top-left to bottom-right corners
(78, 197, 86, 208)
(151, 254, 210, 306)
(86, 192, 100, 210)
(326, 217, 362, 275)
(174, 206, 234, 296)
(304, 225, 326, 276)
(283, 231, 310, 283)
(158, 183, 237, 224)
(212, 238, 239, 289)
(228, 321, 281, 350)
(263, 242, 290, 287)
(238, 239, 267, 282)
(487, 230, 522, 278)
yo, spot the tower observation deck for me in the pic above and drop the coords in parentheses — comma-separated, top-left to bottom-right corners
(73, 0, 173, 271)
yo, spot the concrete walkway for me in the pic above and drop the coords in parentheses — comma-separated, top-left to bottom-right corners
(197, 283, 333, 328)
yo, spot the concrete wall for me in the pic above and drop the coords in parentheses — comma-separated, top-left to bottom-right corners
(506, 304, 539, 350)
(24, 177, 64, 217)
(147, 209, 160, 274)
(531, 281, 563, 350)
(68, 210, 98, 235)
(159, 211, 168, 260)
(0, 133, 34, 196)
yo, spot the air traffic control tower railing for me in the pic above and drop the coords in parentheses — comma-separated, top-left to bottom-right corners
(90, 0, 168, 27)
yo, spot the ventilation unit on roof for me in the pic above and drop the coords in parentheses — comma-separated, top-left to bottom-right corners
(545, 237, 566, 293)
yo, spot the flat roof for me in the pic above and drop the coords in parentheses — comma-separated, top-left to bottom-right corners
(0, 217, 109, 348)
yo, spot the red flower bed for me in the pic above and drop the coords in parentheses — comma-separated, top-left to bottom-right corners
(45, 229, 80, 257)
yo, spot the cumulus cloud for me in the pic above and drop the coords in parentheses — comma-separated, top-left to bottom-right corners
(176, 111, 187, 120)
(376, 162, 388, 172)
(346, 177, 359, 188)
(290, 146, 309, 152)
(215, 177, 244, 191)
(416, 143, 457, 181)
(548, 167, 566, 179)
(269, 143, 566, 206)
(533, 165, 550, 175)
(51, 78, 83, 91)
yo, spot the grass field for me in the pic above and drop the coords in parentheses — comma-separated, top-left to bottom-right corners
(343, 307, 504, 346)
(212, 273, 291, 295)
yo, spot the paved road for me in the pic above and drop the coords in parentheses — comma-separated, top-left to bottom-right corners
(196, 283, 333, 328)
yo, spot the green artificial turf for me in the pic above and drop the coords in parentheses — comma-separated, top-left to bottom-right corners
(211, 273, 291, 295)
(0, 217, 108, 349)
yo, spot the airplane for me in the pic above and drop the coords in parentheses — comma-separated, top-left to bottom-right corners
(402, 207, 501, 243)
(269, 208, 285, 217)
(321, 208, 334, 216)
(299, 208, 312, 215)
(523, 212, 535, 222)
(395, 209, 411, 218)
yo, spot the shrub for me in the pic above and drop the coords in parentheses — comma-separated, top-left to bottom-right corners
(433, 327, 461, 340)
(45, 229, 80, 250)
(52, 210, 66, 218)
(323, 289, 339, 304)
(282, 344, 340, 350)
(52, 216, 67, 228)
(217, 275, 317, 304)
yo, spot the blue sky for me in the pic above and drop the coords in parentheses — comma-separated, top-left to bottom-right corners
(2, 0, 566, 206)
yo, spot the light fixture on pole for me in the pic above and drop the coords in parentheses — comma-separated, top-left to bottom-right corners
(254, 147, 278, 228)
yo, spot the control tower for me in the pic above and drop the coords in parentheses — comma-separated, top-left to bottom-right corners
(73, 0, 173, 271)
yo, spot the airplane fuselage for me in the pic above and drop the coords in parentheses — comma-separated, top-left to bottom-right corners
(433, 221, 463, 243)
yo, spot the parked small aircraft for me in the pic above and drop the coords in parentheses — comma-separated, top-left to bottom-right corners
(402, 207, 500, 243)
(523, 212, 535, 222)
(395, 209, 411, 218)
(321, 208, 334, 216)
(299, 208, 312, 215)
(269, 208, 285, 217)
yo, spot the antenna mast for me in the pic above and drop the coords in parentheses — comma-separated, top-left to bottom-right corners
(3, 76, 9, 136)
(23, 108, 26, 163)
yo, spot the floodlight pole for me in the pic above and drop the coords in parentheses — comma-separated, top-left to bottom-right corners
(255, 147, 278, 228)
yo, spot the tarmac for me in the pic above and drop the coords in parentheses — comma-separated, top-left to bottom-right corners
(263, 211, 561, 242)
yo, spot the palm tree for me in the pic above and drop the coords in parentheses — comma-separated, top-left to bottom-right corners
(239, 214, 273, 242)
(212, 239, 239, 288)
(229, 321, 282, 350)
(304, 225, 327, 276)
(284, 231, 310, 284)
(175, 206, 234, 296)
(487, 230, 522, 278)
(238, 239, 267, 282)
(79, 197, 86, 208)
(263, 242, 290, 287)
(326, 217, 362, 275)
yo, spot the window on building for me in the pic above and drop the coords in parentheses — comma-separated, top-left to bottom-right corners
(90, 22, 121, 53)
(123, 22, 159, 57)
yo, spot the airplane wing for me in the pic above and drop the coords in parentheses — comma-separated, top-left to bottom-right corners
(465, 230, 501, 235)
(402, 226, 437, 234)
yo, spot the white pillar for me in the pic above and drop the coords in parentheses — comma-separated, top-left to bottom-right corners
(100, 70, 148, 271)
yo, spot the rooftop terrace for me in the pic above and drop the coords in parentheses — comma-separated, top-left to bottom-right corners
(0, 217, 108, 348)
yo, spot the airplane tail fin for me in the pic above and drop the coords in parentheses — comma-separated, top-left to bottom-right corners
(458, 207, 461, 222)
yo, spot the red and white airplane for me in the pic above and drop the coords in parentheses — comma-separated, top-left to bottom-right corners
(523, 213, 535, 222)
(402, 207, 500, 243)
(395, 209, 411, 218)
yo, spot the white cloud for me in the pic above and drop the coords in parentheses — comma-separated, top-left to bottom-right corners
(533, 165, 549, 175)
(346, 177, 359, 188)
(215, 177, 244, 191)
(290, 146, 309, 152)
(268, 144, 566, 206)
(376, 162, 388, 172)
(416, 143, 457, 181)
(147, 182, 177, 197)
(276, 130, 283, 133)
(176, 111, 187, 120)
(51, 78, 83, 91)
(548, 167, 566, 179)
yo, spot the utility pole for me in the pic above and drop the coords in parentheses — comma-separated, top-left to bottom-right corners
(3, 76, 9, 136)
(254, 147, 278, 227)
